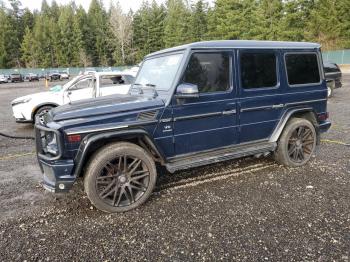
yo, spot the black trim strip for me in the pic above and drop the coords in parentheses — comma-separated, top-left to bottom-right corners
(241, 105, 274, 112)
(65, 120, 158, 135)
(174, 111, 223, 122)
(285, 98, 327, 106)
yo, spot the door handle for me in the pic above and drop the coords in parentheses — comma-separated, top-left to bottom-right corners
(272, 104, 284, 109)
(222, 109, 237, 115)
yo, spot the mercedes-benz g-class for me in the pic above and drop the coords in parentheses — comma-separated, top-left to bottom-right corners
(35, 40, 331, 213)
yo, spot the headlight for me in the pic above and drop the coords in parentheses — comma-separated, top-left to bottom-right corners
(11, 98, 32, 106)
(41, 131, 58, 156)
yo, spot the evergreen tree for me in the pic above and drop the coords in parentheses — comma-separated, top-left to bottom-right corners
(255, 0, 284, 40)
(307, 0, 342, 50)
(164, 0, 192, 47)
(87, 0, 110, 66)
(189, 0, 208, 42)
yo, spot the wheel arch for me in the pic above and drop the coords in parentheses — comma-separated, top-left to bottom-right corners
(73, 128, 165, 177)
(270, 107, 319, 143)
(32, 103, 59, 121)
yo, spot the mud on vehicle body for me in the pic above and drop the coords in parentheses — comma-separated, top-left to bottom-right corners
(35, 40, 331, 212)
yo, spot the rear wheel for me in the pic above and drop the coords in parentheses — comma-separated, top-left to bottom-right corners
(84, 142, 157, 213)
(274, 118, 316, 167)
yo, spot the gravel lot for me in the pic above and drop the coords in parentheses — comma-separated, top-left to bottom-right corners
(0, 77, 350, 261)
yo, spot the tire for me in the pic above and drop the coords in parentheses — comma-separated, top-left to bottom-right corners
(274, 118, 317, 167)
(84, 142, 157, 213)
(34, 105, 54, 124)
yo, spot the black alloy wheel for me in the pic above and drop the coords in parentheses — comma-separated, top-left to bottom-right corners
(96, 155, 150, 208)
(287, 126, 315, 163)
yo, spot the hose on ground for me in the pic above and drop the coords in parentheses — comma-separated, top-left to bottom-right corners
(0, 132, 35, 140)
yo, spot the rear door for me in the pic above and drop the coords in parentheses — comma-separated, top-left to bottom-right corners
(172, 50, 239, 155)
(237, 50, 284, 143)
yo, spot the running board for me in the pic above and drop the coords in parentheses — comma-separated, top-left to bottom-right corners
(166, 142, 277, 173)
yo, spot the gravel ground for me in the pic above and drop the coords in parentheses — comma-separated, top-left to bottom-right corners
(0, 77, 349, 261)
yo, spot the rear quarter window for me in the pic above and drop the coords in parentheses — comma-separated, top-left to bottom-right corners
(285, 53, 321, 86)
(240, 52, 278, 89)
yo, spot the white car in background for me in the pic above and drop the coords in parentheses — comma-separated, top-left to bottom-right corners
(0, 74, 8, 83)
(11, 72, 136, 123)
(59, 71, 70, 80)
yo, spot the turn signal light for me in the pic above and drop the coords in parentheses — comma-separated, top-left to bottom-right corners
(67, 134, 81, 143)
(318, 112, 329, 121)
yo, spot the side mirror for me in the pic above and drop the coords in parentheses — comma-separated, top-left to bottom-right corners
(175, 83, 199, 99)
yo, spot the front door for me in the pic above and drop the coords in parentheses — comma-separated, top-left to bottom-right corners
(63, 77, 94, 103)
(172, 51, 238, 155)
(237, 50, 284, 143)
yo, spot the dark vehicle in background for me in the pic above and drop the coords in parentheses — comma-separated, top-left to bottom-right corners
(35, 40, 331, 213)
(10, 73, 24, 83)
(47, 71, 61, 81)
(27, 73, 39, 82)
(324, 61, 342, 97)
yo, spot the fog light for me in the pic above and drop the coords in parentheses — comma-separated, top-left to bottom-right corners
(59, 184, 65, 190)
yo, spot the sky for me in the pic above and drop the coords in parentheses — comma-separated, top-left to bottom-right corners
(3, 0, 214, 13)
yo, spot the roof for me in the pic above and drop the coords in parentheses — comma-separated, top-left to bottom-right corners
(93, 71, 135, 76)
(147, 40, 321, 57)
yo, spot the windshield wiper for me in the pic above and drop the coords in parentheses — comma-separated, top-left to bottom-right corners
(131, 83, 158, 98)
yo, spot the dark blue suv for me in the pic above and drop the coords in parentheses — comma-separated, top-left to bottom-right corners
(35, 40, 331, 212)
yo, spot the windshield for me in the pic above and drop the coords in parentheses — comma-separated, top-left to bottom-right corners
(132, 53, 184, 100)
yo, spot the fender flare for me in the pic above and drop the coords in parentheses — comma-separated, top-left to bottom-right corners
(72, 128, 165, 177)
(32, 102, 60, 120)
(269, 107, 318, 143)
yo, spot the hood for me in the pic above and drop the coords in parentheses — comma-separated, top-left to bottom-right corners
(51, 94, 164, 122)
(11, 88, 62, 104)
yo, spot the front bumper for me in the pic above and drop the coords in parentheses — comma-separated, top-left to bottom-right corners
(39, 158, 76, 192)
(35, 123, 77, 193)
(12, 104, 32, 123)
(319, 120, 331, 133)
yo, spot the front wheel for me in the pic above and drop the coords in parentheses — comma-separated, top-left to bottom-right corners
(35, 105, 54, 124)
(84, 142, 157, 213)
(274, 118, 317, 167)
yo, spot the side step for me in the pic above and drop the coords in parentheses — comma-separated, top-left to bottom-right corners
(166, 142, 277, 173)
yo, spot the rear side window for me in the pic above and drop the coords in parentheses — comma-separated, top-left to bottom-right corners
(285, 53, 320, 86)
(240, 52, 277, 89)
(182, 52, 230, 93)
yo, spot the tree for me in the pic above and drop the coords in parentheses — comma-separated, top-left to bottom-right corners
(110, 2, 133, 65)
(189, 0, 208, 42)
(164, 0, 192, 47)
(133, 1, 166, 61)
(21, 26, 38, 67)
(87, 0, 110, 66)
(306, 0, 343, 50)
(255, 0, 284, 40)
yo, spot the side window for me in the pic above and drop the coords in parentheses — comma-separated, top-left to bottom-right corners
(285, 53, 320, 86)
(100, 75, 133, 88)
(71, 78, 93, 90)
(240, 52, 277, 89)
(182, 52, 230, 93)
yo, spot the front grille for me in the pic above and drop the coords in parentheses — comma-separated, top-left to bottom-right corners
(137, 110, 158, 121)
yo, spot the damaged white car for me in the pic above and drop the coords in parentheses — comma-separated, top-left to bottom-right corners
(11, 72, 136, 123)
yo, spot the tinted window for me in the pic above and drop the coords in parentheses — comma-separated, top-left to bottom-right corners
(286, 53, 320, 85)
(240, 53, 277, 89)
(182, 52, 230, 93)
